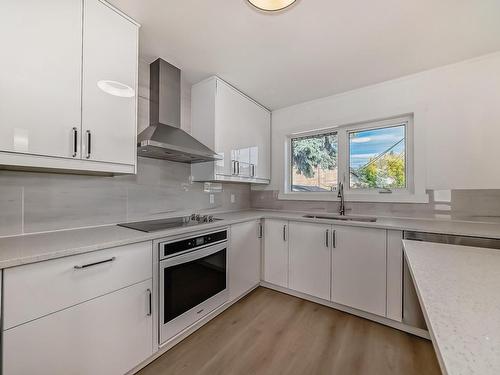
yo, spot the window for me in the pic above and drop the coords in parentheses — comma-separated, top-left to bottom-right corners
(286, 116, 416, 201)
(349, 125, 406, 190)
(291, 132, 337, 192)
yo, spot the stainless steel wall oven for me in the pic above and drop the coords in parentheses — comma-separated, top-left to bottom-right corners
(158, 229, 228, 344)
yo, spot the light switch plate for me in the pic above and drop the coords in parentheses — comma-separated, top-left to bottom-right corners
(230, 194, 236, 203)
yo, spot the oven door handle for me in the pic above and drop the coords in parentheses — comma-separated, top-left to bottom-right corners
(160, 241, 227, 268)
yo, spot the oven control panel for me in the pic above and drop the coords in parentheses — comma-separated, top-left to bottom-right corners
(161, 230, 227, 258)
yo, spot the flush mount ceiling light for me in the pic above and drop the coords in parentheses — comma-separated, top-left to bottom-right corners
(97, 80, 135, 98)
(247, 0, 297, 12)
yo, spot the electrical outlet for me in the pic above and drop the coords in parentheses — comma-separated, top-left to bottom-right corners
(209, 194, 215, 204)
(230, 194, 236, 203)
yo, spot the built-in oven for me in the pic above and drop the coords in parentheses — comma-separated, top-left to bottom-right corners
(158, 229, 228, 344)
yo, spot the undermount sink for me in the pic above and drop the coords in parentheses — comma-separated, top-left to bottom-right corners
(303, 214, 377, 223)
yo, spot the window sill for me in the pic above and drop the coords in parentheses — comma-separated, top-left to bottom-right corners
(277, 192, 429, 204)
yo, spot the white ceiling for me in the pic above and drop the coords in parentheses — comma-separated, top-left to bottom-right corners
(110, 0, 500, 110)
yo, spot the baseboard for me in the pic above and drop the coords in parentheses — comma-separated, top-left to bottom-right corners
(259, 281, 430, 340)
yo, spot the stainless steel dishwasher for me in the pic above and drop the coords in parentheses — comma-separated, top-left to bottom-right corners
(402, 231, 500, 330)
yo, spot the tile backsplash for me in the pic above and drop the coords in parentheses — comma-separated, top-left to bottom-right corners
(3, 169, 500, 237)
(250, 189, 500, 223)
(0, 157, 250, 237)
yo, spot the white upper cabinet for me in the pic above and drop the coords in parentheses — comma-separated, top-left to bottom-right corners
(0, 0, 139, 174)
(288, 222, 331, 300)
(191, 77, 271, 184)
(331, 226, 387, 317)
(82, 0, 138, 166)
(0, 0, 82, 159)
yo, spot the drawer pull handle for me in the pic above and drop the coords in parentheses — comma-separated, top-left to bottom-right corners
(74, 256, 116, 270)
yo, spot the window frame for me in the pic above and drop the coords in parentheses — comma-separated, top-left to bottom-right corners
(283, 115, 423, 203)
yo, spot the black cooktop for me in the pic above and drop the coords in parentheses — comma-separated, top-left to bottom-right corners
(117, 216, 222, 233)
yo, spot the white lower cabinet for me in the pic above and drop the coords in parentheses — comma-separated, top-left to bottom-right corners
(3, 279, 153, 375)
(229, 220, 262, 301)
(386, 230, 403, 322)
(263, 219, 289, 287)
(3, 241, 152, 329)
(288, 222, 331, 300)
(267, 220, 391, 319)
(331, 226, 387, 317)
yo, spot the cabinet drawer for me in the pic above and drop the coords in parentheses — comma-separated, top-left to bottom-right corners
(3, 241, 152, 329)
(3, 279, 153, 375)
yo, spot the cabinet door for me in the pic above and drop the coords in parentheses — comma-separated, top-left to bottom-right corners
(3, 279, 153, 375)
(231, 148, 251, 178)
(289, 222, 331, 300)
(82, 0, 138, 165)
(229, 220, 261, 301)
(249, 108, 271, 180)
(225, 83, 270, 181)
(0, 0, 82, 159)
(263, 219, 289, 287)
(215, 80, 242, 176)
(332, 226, 387, 316)
(386, 230, 403, 321)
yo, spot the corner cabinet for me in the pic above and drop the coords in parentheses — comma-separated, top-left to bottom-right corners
(0, 0, 139, 175)
(190, 77, 271, 184)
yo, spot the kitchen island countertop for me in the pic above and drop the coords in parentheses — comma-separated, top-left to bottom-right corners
(403, 239, 500, 375)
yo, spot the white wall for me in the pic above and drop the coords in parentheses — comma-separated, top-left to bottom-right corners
(268, 52, 500, 192)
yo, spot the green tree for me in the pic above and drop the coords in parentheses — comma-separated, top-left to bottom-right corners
(356, 152, 405, 188)
(292, 135, 337, 178)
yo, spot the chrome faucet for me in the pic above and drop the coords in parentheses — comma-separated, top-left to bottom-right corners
(338, 182, 345, 216)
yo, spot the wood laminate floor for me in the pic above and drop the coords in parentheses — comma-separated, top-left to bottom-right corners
(138, 287, 441, 375)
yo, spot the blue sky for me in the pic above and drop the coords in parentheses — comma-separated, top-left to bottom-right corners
(349, 125, 405, 169)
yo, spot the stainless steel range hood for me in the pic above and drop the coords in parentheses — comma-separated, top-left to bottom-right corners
(137, 58, 220, 163)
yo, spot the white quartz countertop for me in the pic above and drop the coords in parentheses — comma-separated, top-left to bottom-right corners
(403, 240, 500, 375)
(2, 209, 500, 268)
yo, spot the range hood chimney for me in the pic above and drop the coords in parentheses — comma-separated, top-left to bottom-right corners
(137, 58, 220, 163)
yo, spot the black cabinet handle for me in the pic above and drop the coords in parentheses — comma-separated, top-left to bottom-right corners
(86, 130, 91, 159)
(74, 256, 115, 270)
(72, 127, 78, 157)
(146, 288, 152, 316)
